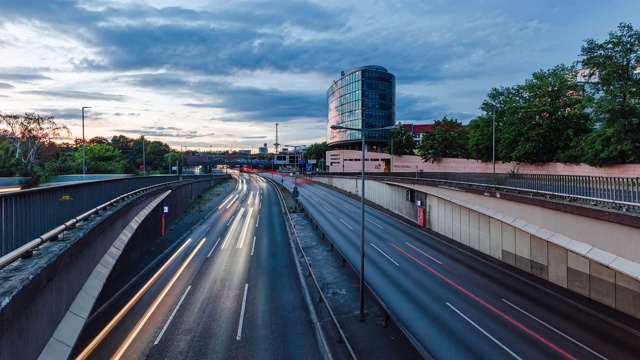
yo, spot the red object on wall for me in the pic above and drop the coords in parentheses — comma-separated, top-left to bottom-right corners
(417, 206, 424, 227)
(161, 213, 166, 236)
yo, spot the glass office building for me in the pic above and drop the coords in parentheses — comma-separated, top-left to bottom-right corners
(327, 65, 396, 150)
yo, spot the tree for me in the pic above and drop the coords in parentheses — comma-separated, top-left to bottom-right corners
(304, 142, 330, 161)
(0, 112, 70, 176)
(501, 64, 592, 164)
(385, 122, 416, 155)
(417, 116, 469, 163)
(75, 143, 126, 174)
(0, 137, 18, 176)
(580, 22, 640, 165)
(468, 64, 592, 164)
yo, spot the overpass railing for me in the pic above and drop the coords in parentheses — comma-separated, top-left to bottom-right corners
(0, 175, 218, 257)
(322, 172, 640, 204)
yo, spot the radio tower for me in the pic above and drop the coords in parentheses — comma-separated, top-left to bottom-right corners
(273, 123, 280, 154)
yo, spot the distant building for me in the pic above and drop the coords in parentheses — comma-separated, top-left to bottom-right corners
(327, 65, 396, 151)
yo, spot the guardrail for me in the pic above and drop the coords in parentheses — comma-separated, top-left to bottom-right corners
(266, 176, 358, 359)
(315, 172, 640, 213)
(0, 175, 224, 257)
(0, 179, 191, 270)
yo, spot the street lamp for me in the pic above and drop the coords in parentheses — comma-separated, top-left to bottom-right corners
(142, 135, 146, 176)
(329, 124, 395, 322)
(81, 106, 91, 177)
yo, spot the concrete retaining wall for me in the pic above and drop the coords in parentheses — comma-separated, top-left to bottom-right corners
(311, 176, 640, 319)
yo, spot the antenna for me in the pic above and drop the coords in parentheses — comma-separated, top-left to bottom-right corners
(273, 123, 280, 154)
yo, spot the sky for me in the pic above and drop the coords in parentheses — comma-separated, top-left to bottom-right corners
(0, 0, 638, 153)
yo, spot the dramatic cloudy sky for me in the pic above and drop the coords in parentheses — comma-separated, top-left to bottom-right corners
(0, 1, 638, 152)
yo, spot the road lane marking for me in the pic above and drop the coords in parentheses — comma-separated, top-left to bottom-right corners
(370, 243, 399, 266)
(322, 205, 332, 212)
(447, 303, 522, 360)
(502, 299, 607, 360)
(248, 191, 254, 204)
(405, 242, 442, 264)
(154, 286, 192, 345)
(251, 236, 257, 256)
(222, 208, 245, 249)
(112, 238, 207, 359)
(227, 216, 235, 227)
(392, 244, 576, 360)
(256, 215, 260, 227)
(339, 219, 353, 230)
(365, 218, 382, 228)
(76, 239, 193, 359)
(237, 208, 254, 248)
(236, 284, 249, 341)
(207, 238, 221, 258)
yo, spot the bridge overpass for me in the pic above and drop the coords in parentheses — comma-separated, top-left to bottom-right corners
(1, 171, 639, 358)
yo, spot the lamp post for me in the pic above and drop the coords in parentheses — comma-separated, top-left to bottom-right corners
(142, 135, 146, 176)
(330, 124, 395, 321)
(81, 106, 91, 177)
(492, 112, 496, 176)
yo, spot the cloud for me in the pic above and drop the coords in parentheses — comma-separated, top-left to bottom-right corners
(0, 82, 14, 89)
(20, 90, 126, 102)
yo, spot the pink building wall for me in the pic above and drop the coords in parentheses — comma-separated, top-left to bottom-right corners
(326, 150, 640, 177)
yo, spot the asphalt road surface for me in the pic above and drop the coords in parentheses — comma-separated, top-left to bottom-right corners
(277, 173, 640, 359)
(73, 173, 323, 359)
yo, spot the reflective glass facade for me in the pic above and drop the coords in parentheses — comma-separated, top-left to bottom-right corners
(327, 65, 396, 148)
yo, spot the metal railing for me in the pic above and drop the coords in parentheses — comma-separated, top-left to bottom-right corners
(0, 179, 191, 269)
(0, 175, 224, 258)
(319, 172, 640, 212)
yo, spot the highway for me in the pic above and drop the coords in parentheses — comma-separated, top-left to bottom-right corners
(276, 173, 640, 359)
(72, 172, 323, 359)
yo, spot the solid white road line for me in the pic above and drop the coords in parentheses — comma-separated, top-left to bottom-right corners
(405, 242, 442, 264)
(447, 303, 522, 360)
(236, 284, 249, 341)
(502, 299, 608, 360)
(207, 238, 221, 258)
(339, 219, 353, 230)
(154, 286, 192, 345)
(370, 243, 399, 266)
(365, 218, 382, 228)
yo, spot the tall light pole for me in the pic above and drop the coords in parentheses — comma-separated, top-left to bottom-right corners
(330, 124, 395, 321)
(81, 107, 91, 177)
(492, 111, 496, 176)
(142, 135, 146, 176)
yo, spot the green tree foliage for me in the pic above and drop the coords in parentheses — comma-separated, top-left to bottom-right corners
(304, 142, 330, 161)
(0, 138, 18, 176)
(580, 22, 640, 165)
(75, 143, 126, 174)
(468, 64, 592, 164)
(0, 112, 70, 185)
(417, 116, 469, 163)
(386, 122, 416, 155)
